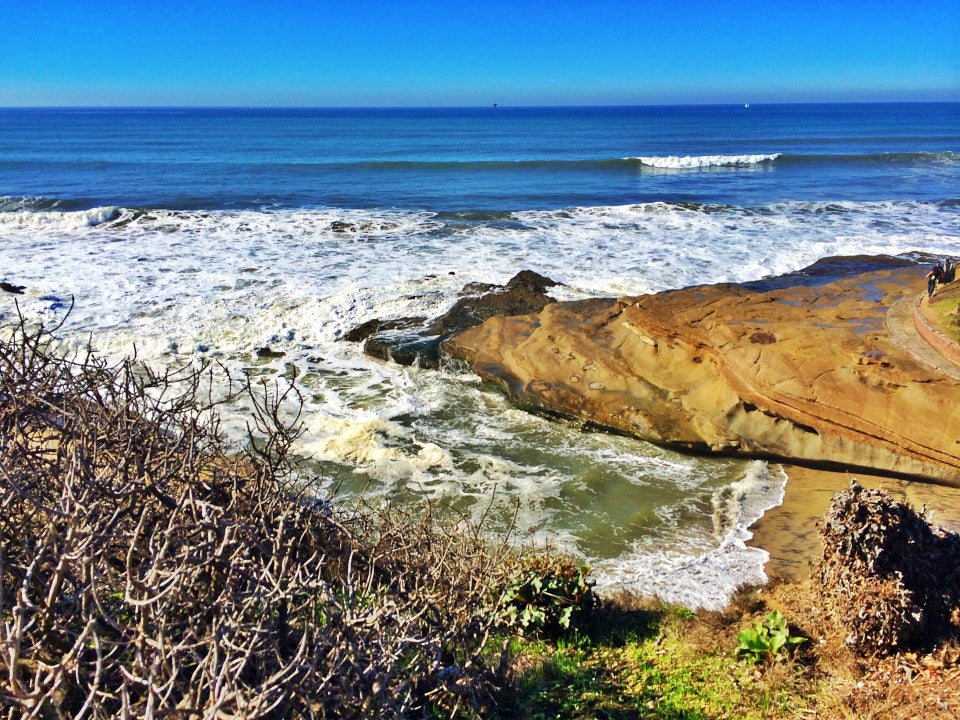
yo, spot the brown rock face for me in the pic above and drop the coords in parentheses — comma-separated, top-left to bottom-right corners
(443, 257, 960, 485)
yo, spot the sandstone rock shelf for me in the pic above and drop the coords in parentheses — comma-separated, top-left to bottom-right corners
(443, 256, 960, 486)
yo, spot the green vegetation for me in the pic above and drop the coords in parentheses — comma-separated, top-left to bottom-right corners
(489, 603, 818, 720)
(925, 281, 960, 343)
(736, 610, 807, 666)
(500, 560, 597, 633)
(737, 610, 807, 665)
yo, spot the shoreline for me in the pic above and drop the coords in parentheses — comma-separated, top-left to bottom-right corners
(437, 259, 960, 585)
(754, 279, 960, 581)
(751, 463, 960, 581)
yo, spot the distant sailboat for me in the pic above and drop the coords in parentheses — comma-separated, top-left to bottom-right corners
(744, 103, 750, 108)
(492, 102, 498, 109)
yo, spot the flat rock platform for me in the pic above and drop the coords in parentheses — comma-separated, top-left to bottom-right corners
(444, 256, 960, 486)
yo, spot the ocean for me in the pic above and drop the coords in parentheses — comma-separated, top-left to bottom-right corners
(2, 103, 958, 609)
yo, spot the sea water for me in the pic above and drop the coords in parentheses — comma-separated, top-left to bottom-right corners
(1, 103, 958, 609)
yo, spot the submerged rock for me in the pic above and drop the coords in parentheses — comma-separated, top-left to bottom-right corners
(329, 220, 357, 233)
(0, 281, 25, 294)
(340, 317, 427, 344)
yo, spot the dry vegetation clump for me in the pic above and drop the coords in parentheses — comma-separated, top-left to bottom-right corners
(844, 642, 960, 719)
(815, 480, 960, 656)
(0, 314, 526, 719)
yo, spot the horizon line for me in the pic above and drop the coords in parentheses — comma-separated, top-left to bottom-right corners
(2, 99, 959, 111)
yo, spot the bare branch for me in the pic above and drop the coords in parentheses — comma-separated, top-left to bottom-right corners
(0, 308, 530, 718)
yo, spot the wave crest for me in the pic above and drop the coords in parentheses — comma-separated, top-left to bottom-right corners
(0, 202, 120, 231)
(632, 153, 781, 169)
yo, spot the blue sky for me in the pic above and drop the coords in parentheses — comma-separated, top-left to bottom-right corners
(3, 0, 958, 106)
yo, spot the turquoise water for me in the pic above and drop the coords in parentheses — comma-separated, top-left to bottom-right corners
(1, 103, 958, 608)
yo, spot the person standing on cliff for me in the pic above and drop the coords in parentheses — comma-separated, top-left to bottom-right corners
(927, 260, 943, 298)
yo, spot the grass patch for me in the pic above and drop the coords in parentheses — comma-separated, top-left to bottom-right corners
(491, 600, 822, 719)
(925, 282, 960, 343)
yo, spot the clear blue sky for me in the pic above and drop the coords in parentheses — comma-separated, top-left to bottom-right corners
(3, 0, 958, 106)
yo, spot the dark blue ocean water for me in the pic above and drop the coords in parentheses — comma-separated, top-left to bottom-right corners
(1, 103, 957, 212)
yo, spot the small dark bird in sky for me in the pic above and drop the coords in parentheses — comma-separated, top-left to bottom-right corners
(1, 281, 25, 294)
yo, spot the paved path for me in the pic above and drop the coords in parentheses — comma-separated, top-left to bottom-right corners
(886, 295, 960, 381)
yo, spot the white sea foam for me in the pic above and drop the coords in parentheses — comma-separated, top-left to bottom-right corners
(593, 462, 787, 611)
(632, 153, 781, 169)
(3, 200, 955, 328)
(511, 199, 960, 294)
(0, 200, 956, 609)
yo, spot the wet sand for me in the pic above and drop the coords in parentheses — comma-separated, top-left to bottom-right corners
(751, 464, 960, 581)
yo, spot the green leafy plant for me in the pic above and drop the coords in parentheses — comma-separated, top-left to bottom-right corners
(671, 605, 697, 621)
(500, 559, 597, 634)
(736, 610, 806, 665)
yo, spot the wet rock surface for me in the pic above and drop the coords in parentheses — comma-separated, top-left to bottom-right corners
(342, 271, 559, 369)
(424, 270, 559, 336)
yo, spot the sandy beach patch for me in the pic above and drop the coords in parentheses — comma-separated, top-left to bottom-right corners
(752, 464, 960, 581)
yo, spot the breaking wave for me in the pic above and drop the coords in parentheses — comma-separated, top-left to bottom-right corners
(633, 154, 781, 169)
(0, 198, 120, 230)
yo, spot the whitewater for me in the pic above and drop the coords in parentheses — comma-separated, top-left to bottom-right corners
(2, 104, 958, 609)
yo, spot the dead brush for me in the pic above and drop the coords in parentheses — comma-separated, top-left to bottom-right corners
(0, 311, 525, 719)
(815, 480, 960, 656)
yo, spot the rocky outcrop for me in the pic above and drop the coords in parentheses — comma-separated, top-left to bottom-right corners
(343, 271, 559, 369)
(443, 257, 960, 485)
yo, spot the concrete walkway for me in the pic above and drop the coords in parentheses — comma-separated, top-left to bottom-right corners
(886, 295, 960, 381)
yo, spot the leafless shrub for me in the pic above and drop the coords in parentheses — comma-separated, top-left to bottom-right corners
(0, 312, 525, 719)
(815, 480, 960, 656)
